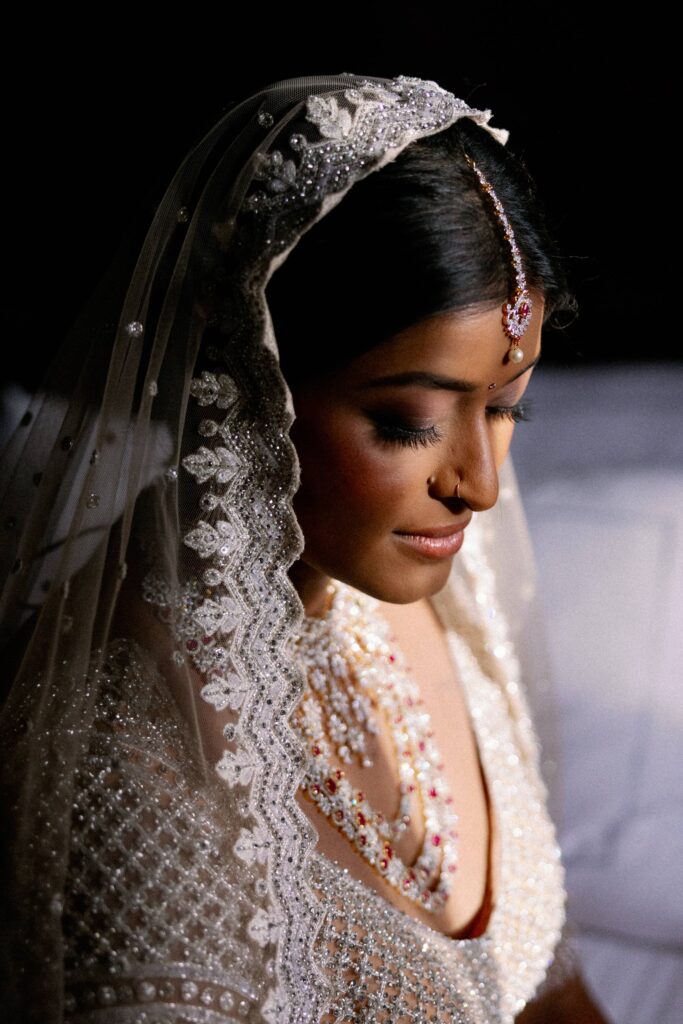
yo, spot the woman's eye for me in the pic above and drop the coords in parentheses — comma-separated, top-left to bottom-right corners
(486, 399, 533, 424)
(369, 400, 533, 448)
(371, 417, 443, 449)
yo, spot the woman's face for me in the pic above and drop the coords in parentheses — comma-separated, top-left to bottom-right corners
(287, 294, 544, 611)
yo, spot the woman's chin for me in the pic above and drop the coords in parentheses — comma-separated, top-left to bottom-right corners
(293, 541, 457, 609)
(335, 557, 454, 606)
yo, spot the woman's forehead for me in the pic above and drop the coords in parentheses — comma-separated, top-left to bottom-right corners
(329, 297, 544, 386)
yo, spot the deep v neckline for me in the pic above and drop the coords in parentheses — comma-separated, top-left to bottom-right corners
(308, 594, 501, 946)
(438, 618, 501, 941)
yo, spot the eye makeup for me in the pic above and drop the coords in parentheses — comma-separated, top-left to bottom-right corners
(364, 338, 539, 453)
(486, 399, 533, 424)
(372, 418, 443, 449)
(369, 397, 533, 450)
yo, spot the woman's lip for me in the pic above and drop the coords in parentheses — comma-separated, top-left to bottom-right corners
(394, 518, 472, 539)
(393, 519, 471, 559)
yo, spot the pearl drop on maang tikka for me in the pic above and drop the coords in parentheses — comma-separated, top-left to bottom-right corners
(464, 154, 532, 364)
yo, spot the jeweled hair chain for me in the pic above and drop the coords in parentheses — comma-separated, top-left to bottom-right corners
(464, 153, 532, 363)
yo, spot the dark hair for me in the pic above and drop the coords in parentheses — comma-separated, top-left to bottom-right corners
(265, 116, 576, 383)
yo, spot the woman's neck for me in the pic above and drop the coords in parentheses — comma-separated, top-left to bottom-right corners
(288, 560, 333, 618)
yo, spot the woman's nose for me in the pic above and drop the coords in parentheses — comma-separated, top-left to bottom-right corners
(428, 423, 500, 512)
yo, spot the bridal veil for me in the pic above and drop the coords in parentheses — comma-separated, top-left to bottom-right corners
(0, 74, 559, 1022)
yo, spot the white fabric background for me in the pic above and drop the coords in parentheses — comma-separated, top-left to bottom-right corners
(512, 363, 683, 1024)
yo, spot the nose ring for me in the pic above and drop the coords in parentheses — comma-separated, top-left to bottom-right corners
(428, 474, 462, 499)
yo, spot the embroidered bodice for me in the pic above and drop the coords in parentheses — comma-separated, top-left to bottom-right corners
(306, 625, 565, 1023)
(60, 593, 564, 1023)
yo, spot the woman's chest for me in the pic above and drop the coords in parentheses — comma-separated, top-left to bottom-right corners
(294, 589, 495, 940)
(293, 584, 566, 1020)
(374, 596, 497, 934)
(304, 653, 566, 1024)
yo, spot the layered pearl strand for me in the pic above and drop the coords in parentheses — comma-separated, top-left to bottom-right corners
(291, 582, 459, 914)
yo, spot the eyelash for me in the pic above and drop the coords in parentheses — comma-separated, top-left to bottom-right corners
(372, 400, 533, 449)
(488, 399, 533, 424)
(373, 422, 442, 449)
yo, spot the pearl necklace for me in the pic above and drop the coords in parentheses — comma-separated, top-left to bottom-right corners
(292, 582, 459, 914)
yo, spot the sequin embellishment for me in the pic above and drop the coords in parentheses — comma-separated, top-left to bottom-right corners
(305, 560, 565, 1022)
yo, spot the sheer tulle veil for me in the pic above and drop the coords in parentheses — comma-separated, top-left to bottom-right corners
(0, 74, 559, 1022)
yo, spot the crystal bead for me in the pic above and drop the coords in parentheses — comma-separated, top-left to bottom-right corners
(218, 991, 235, 1011)
(125, 321, 144, 338)
(257, 110, 274, 128)
(97, 985, 117, 1006)
(86, 493, 100, 509)
(181, 981, 198, 1001)
(199, 419, 218, 437)
(137, 981, 156, 1001)
(177, 206, 189, 223)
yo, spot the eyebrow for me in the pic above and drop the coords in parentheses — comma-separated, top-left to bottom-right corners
(361, 354, 541, 392)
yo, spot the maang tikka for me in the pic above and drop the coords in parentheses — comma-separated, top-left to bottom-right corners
(465, 153, 532, 364)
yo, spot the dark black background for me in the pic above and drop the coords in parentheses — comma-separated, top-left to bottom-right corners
(6, 4, 675, 390)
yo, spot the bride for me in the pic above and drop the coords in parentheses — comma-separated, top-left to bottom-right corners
(0, 73, 607, 1022)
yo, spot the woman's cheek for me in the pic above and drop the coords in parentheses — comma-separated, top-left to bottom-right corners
(324, 425, 417, 517)
(491, 421, 516, 468)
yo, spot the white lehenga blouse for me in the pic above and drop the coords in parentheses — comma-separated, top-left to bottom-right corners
(60, 565, 565, 1024)
(306, 621, 565, 1024)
